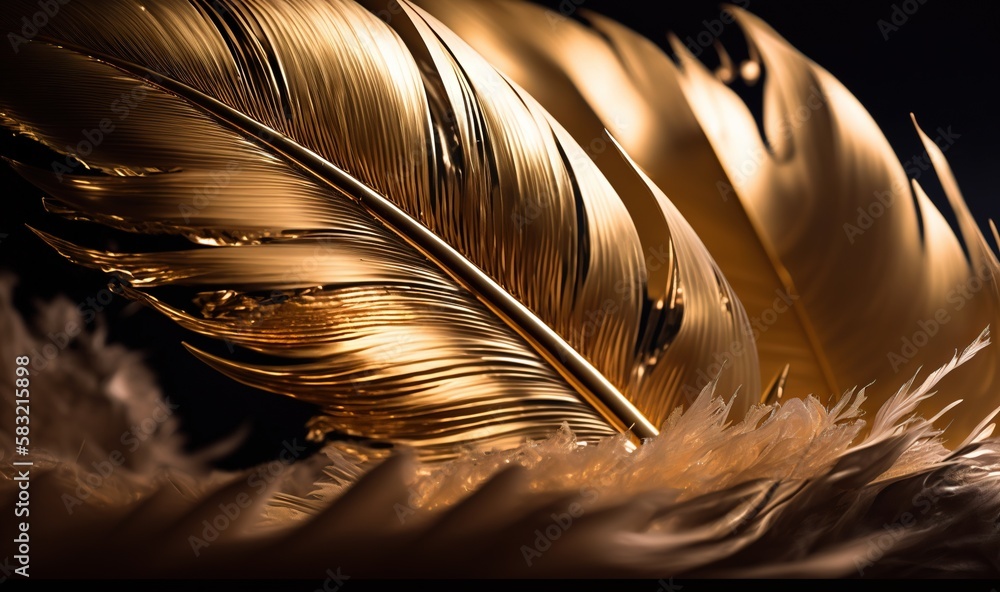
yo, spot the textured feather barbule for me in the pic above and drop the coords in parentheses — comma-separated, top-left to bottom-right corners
(0, 0, 999, 579)
(416, 0, 1000, 442)
(1, 284, 999, 577)
(0, 0, 760, 458)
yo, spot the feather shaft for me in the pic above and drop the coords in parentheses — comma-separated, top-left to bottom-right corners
(37, 35, 659, 440)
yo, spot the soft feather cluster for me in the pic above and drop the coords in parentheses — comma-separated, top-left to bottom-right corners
(2, 282, 999, 577)
(1, 0, 999, 579)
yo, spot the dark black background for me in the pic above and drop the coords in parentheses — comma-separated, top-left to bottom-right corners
(1, 0, 997, 467)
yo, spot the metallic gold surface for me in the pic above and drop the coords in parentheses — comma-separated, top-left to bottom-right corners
(0, 0, 757, 458)
(417, 0, 1000, 440)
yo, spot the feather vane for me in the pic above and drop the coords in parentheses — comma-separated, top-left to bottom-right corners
(0, 0, 758, 457)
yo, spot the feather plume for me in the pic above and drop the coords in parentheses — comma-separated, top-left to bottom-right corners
(415, 0, 1000, 440)
(1, 0, 999, 580)
(1, 285, 998, 577)
(0, 0, 759, 458)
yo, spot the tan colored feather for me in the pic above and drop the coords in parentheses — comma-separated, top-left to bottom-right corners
(415, 0, 1000, 440)
(0, 0, 757, 457)
(2, 282, 996, 577)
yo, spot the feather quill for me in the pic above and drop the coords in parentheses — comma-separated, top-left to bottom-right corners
(2, 2, 999, 577)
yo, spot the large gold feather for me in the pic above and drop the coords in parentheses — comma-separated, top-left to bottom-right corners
(415, 0, 1000, 439)
(2, 1, 1000, 579)
(0, 0, 758, 459)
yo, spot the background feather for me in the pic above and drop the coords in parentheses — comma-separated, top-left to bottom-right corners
(415, 0, 1000, 440)
(1, 0, 999, 578)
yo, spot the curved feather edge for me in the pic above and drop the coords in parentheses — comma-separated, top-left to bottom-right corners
(667, 9, 1000, 442)
(1, 280, 997, 577)
(413, 0, 1000, 443)
(0, 0, 767, 455)
(0, 0, 776, 455)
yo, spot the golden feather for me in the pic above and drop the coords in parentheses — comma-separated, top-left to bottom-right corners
(0, 0, 758, 459)
(415, 0, 1000, 439)
(2, 1, 1000, 579)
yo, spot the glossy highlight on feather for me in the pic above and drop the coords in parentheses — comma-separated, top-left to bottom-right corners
(0, 0, 759, 458)
(2, 0, 1000, 579)
(416, 0, 1000, 440)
